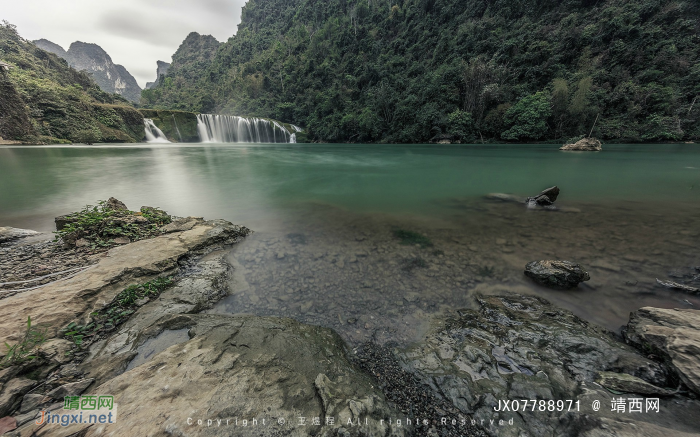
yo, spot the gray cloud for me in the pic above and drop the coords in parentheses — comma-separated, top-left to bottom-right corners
(1, 0, 245, 87)
(98, 9, 191, 48)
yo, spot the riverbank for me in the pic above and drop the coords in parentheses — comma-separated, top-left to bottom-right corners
(0, 200, 698, 436)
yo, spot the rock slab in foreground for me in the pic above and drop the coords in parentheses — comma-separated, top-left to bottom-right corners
(398, 294, 699, 437)
(560, 137, 602, 151)
(624, 307, 700, 396)
(524, 260, 590, 289)
(17, 314, 407, 437)
(0, 219, 249, 348)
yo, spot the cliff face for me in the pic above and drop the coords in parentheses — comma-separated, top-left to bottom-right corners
(0, 70, 35, 140)
(145, 60, 171, 89)
(1, 22, 144, 144)
(32, 39, 142, 103)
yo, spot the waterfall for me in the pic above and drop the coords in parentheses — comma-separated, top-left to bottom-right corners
(196, 114, 299, 143)
(144, 119, 171, 143)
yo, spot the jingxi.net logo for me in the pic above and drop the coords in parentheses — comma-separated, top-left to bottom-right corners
(35, 395, 118, 427)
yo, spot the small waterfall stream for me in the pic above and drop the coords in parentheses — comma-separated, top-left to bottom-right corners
(196, 114, 297, 143)
(144, 119, 171, 143)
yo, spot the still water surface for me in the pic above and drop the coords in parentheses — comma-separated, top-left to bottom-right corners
(1, 143, 699, 344)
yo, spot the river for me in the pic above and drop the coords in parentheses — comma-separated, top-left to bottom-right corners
(1, 143, 699, 345)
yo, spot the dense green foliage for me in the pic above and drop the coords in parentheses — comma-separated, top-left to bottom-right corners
(0, 21, 144, 143)
(146, 0, 700, 143)
(139, 109, 200, 142)
(56, 200, 172, 250)
(62, 277, 173, 349)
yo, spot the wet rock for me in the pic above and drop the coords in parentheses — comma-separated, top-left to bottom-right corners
(14, 410, 38, 427)
(524, 260, 590, 289)
(19, 314, 408, 437)
(560, 137, 602, 151)
(525, 186, 560, 209)
(484, 193, 524, 203)
(19, 394, 50, 414)
(160, 217, 201, 233)
(0, 378, 36, 417)
(624, 307, 700, 395)
(656, 279, 699, 294)
(596, 371, 676, 396)
(37, 339, 74, 366)
(0, 227, 39, 245)
(0, 416, 17, 435)
(397, 294, 691, 437)
(46, 379, 94, 400)
(0, 219, 250, 348)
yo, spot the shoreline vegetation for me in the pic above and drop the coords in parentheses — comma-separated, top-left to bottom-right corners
(0, 198, 698, 435)
(3, 1, 700, 145)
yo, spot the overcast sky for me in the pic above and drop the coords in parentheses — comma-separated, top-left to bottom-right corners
(2, 0, 247, 87)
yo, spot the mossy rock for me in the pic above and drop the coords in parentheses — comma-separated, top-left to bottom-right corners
(139, 109, 199, 142)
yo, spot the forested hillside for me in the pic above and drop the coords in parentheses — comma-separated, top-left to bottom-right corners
(144, 0, 700, 143)
(0, 22, 144, 143)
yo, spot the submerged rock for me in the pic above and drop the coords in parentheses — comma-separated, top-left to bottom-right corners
(624, 307, 700, 396)
(0, 227, 39, 245)
(560, 137, 602, 151)
(524, 260, 590, 289)
(656, 278, 699, 294)
(596, 371, 676, 396)
(484, 193, 525, 203)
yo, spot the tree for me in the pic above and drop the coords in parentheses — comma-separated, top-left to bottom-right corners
(447, 109, 476, 142)
(501, 91, 552, 140)
(551, 78, 569, 138)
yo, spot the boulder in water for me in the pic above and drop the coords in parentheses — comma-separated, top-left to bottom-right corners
(525, 186, 560, 209)
(560, 137, 602, 151)
(524, 260, 590, 289)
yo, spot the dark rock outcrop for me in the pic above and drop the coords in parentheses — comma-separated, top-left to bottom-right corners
(147, 60, 171, 89)
(398, 294, 697, 437)
(526, 186, 560, 209)
(624, 307, 700, 396)
(524, 260, 590, 289)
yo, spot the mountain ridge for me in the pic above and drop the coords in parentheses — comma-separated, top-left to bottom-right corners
(1, 22, 145, 143)
(33, 39, 142, 102)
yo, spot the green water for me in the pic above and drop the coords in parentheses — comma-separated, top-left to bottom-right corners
(2, 143, 700, 342)
(1, 143, 699, 231)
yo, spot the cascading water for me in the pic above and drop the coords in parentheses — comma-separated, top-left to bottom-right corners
(144, 119, 171, 143)
(196, 114, 300, 143)
(289, 124, 303, 143)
